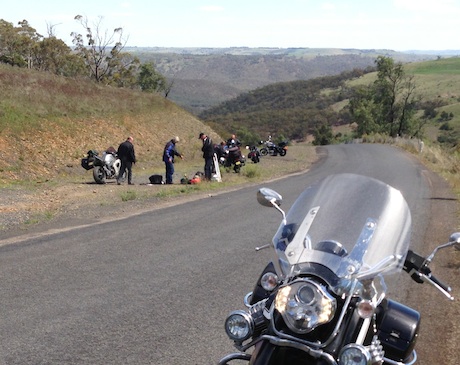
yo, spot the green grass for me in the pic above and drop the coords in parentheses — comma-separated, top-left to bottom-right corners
(408, 58, 460, 75)
(24, 210, 54, 225)
(120, 190, 137, 201)
(243, 164, 261, 178)
(344, 57, 460, 144)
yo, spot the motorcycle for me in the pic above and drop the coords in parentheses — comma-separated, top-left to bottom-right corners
(260, 140, 288, 156)
(81, 147, 122, 184)
(222, 146, 246, 173)
(218, 173, 458, 365)
(247, 145, 261, 163)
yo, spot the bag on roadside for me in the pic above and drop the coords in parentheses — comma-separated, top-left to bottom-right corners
(149, 174, 164, 184)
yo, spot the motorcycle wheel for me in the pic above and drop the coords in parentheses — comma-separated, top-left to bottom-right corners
(234, 164, 241, 173)
(93, 166, 106, 184)
(260, 148, 268, 156)
(279, 149, 287, 156)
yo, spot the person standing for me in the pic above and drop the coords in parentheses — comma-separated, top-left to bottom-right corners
(199, 132, 214, 181)
(117, 136, 136, 185)
(162, 136, 183, 184)
(226, 134, 241, 148)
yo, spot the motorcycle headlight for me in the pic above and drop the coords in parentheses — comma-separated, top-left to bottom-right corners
(224, 310, 254, 341)
(275, 279, 336, 334)
(338, 344, 371, 365)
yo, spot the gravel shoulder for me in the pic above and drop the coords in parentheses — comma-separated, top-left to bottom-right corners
(0, 145, 318, 239)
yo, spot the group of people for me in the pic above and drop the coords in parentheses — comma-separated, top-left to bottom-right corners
(161, 133, 214, 184)
(114, 132, 241, 185)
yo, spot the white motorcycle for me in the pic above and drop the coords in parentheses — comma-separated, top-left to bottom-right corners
(81, 148, 122, 184)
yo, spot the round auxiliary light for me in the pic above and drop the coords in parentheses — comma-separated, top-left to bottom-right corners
(338, 344, 371, 365)
(357, 299, 375, 319)
(224, 310, 254, 342)
(261, 272, 279, 291)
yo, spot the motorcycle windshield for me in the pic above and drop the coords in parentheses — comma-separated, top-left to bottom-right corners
(272, 174, 411, 280)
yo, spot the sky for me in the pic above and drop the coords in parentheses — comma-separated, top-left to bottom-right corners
(2, 0, 460, 51)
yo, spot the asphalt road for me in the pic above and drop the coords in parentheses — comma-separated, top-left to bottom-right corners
(0, 144, 438, 364)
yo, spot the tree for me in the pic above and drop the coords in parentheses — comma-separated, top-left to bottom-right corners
(373, 56, 420, 137)
(138, 62, 167, 93)
(349, 56, 420, 138)
(71, 15, 138, 85)
(32, 36, 86, 76)
(0, 19, 85, 76)
(0, 19, 40, 67)
(348, 85, 381, 136)
(106, 50, 140, 88)
(16, 20, 42, 69)
(313, 124, 334, 145)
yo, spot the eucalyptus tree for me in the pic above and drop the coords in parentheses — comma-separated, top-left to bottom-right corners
(0, 19, 40, 67)
(349, 56, 420, 138)
(138, 62, 167, 93)
(32, 36, 86, 76)
(71, 15, 139, 86)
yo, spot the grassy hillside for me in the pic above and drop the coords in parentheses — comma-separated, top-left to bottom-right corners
(0, 64, 221, 183)
(345, 57, 460, 142)
(201, 57, 460, 145)
(199, 69, 368, 142)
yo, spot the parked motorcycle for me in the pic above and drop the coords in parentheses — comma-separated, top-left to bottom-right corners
(218, 173, 457, 365)
(223, 146, 246, 173)
(81, 147, 122, 184)
(260, 140, 288, 156)
(247, 145, 261, 163)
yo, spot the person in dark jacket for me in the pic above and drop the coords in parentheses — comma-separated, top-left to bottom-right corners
(226, 134, 241, 148)
(162, 136, 183, 184)
(117, 136, 136, 185)
(199, 132, 214, 181)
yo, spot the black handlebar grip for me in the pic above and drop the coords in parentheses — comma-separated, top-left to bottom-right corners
(428, 274, 451, 293)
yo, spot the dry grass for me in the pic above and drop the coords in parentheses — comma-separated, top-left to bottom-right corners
(415, 143, 460, 195)
(0, 64, 222, 184)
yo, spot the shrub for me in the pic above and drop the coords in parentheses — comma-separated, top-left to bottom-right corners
(244, 165, 261, 178)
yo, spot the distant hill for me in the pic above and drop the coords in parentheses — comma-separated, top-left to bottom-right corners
(128, 47, 438, 114)
(197, 57, 460, 144)
(199, 69, 364, 142)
